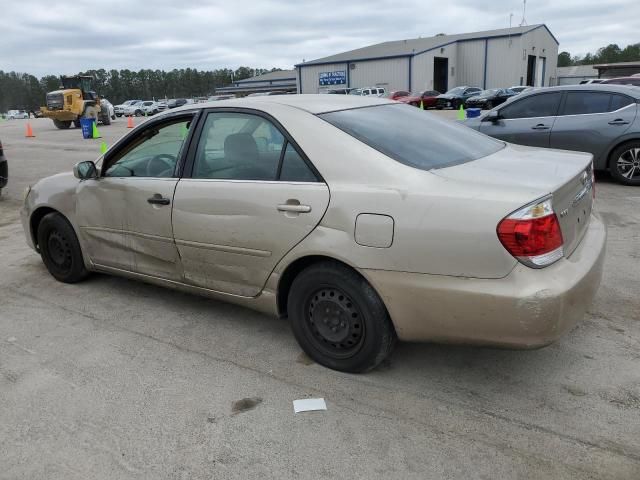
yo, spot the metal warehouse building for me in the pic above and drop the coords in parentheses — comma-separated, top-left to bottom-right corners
(296, 24, 558, 94)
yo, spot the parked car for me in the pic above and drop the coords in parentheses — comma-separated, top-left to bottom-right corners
(465, 88, 517, 109)
(384, 91, 410, 100)
(326, 88, 352, 95)
(7, 110, 29, 119)
(100, 99, 116, 122)
(114, 100, 142, 117)
(436, 86, 482, 109)
(21, 95, 605, 373)
(208, 95, 235, 101)
(0, 138, 7, 195)
(167, 98, 189, 109)
(600, 77, 640, 87)
(579, 79, 604, 85)
(349, 87, 386, 97)
(397, 90, 441, 108)
(508, 86, 530, 94)
(123, 101, 163, 116)
(465, 84, 640, 185)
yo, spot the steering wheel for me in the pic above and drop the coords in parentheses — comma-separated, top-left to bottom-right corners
(146, 154, 176, 177)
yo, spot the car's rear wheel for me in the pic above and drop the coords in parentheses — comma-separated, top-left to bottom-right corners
(288, 261, 396, 373)
(37, 213, 89, 283)
(610, 142, 640, 186)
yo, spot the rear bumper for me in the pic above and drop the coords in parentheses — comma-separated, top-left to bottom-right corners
(361, 214, 606, 347)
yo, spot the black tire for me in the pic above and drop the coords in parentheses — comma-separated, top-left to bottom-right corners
(53, 119, 72, 129)
(37, 212, 89, 283)
(73, 119, 81, 128)
(135, 110, 142, 117)
(609, 141, 640, 186)
(287, 261, 396, 373)
(435, 106, 443, 110)
(101, 114, 111, 126)
(116, 113, 122, 117)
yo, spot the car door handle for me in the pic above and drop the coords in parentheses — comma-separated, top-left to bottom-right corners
(608, 119, 630, 125)
(531, 124, 550, 130)
(147, 194, 171, 206)
(277, 204, 312, 213)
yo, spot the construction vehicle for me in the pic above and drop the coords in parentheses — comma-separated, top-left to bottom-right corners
(40, 76, 111, 129)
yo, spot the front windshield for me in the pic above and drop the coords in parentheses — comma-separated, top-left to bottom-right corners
(445, 87, 465, 95)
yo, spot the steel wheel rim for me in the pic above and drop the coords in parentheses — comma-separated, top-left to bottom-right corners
(617, 147, 640, 180)
(305, 287, 365, 358)
(47, 229, 72, 271)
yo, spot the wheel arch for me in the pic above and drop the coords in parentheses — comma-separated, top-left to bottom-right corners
(606, 137, 640, 170)
(276, 254, 380, 319)
(29, 206, 61, 249)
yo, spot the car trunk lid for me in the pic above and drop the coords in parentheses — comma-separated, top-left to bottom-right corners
(432, 143, 594, 257)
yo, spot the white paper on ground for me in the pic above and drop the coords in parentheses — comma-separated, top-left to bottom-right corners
(293, 398, 327, 413)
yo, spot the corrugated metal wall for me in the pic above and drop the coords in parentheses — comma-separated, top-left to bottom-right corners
(485, 37, 521, 88)
(299, 62, 348, 93)
(348, 58, 410, 92)
(456, 40, 485, 88)
(412, 44, 457, 92)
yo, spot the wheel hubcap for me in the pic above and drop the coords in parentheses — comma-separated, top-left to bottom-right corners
(307, 288, 364, 356)
(617, 147, 640, 179)
(47, 230, 72, 270)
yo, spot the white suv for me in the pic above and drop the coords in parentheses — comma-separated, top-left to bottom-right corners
(7, 110, 29, 119)
(125, 101, 166, 116)
(348, 87, 386, 97)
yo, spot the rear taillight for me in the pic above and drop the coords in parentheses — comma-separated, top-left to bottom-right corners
(497, 196, 564, 268)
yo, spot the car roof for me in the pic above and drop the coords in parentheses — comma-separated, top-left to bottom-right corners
(169, 94, 391, 114)
(513, 84, 640, 100)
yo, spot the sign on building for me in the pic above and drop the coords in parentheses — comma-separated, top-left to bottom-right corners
(319, 71, 346, 86)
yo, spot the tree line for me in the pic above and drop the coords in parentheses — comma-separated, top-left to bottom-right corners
(558, 43, 640, 67)
(0, 67, 281, 112)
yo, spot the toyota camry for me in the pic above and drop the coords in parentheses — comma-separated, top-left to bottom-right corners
(21, 95, 606, 372)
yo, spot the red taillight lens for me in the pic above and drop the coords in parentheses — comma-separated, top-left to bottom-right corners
(497, 197, 564, 268)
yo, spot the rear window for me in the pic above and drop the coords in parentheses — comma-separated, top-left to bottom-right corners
(319, 103, 504, 170)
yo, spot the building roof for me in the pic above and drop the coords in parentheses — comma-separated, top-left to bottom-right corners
(235, 69, 296, 84)
(593, 61, 640, 69)
(556, 65, 598, 78)
(297, 24, 557, 67)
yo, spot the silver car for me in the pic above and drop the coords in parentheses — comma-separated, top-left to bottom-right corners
(465, 85, 640, 185)
(21, 96, 605, 372)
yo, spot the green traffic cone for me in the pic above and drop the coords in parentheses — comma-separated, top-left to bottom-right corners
(420, 100, 424, 110)
(180, 124, 189, 139)
(100, 142, 108, 154)
(92, 121, 101, 139)
(457, 104, 465, 120)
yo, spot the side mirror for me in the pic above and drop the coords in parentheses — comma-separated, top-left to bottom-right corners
(73, 161, 98, 180)
(482, 110, 501, 122)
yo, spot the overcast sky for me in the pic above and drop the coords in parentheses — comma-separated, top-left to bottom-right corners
(2, 0, 639, 76)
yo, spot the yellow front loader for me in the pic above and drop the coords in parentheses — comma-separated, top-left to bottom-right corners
(40, 75, 111, 129)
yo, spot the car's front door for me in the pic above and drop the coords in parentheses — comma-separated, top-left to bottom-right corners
(479, 92, 563, 148)
(550, 91, 636, 167)
(76, 113, 196, 280)
(172, 110, 330, 297)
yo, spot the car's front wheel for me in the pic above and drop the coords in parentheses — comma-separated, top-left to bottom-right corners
(288, 261, 396, 373)
(610, 141, 640, 186)
(37, 212, 89, 283)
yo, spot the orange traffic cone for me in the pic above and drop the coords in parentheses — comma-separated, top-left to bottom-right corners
(127, 116, 134, 128)
(25, 122, 35, 138)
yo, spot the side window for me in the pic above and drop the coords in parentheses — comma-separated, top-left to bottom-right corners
(104, 118, 191, 178)
(610, 94, 634, 111)
(562, 92, 611, 115)
(500, 93, 562, 119)
(279, 143, 318, 182)
(193, 112, 285, 180)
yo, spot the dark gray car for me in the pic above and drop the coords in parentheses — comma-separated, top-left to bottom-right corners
(465, 85, 640, 185)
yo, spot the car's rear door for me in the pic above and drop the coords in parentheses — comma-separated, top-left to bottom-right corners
(480, 91, 562, 148)
(172, 109, 329, 297)
(550, 91, 636, 168)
